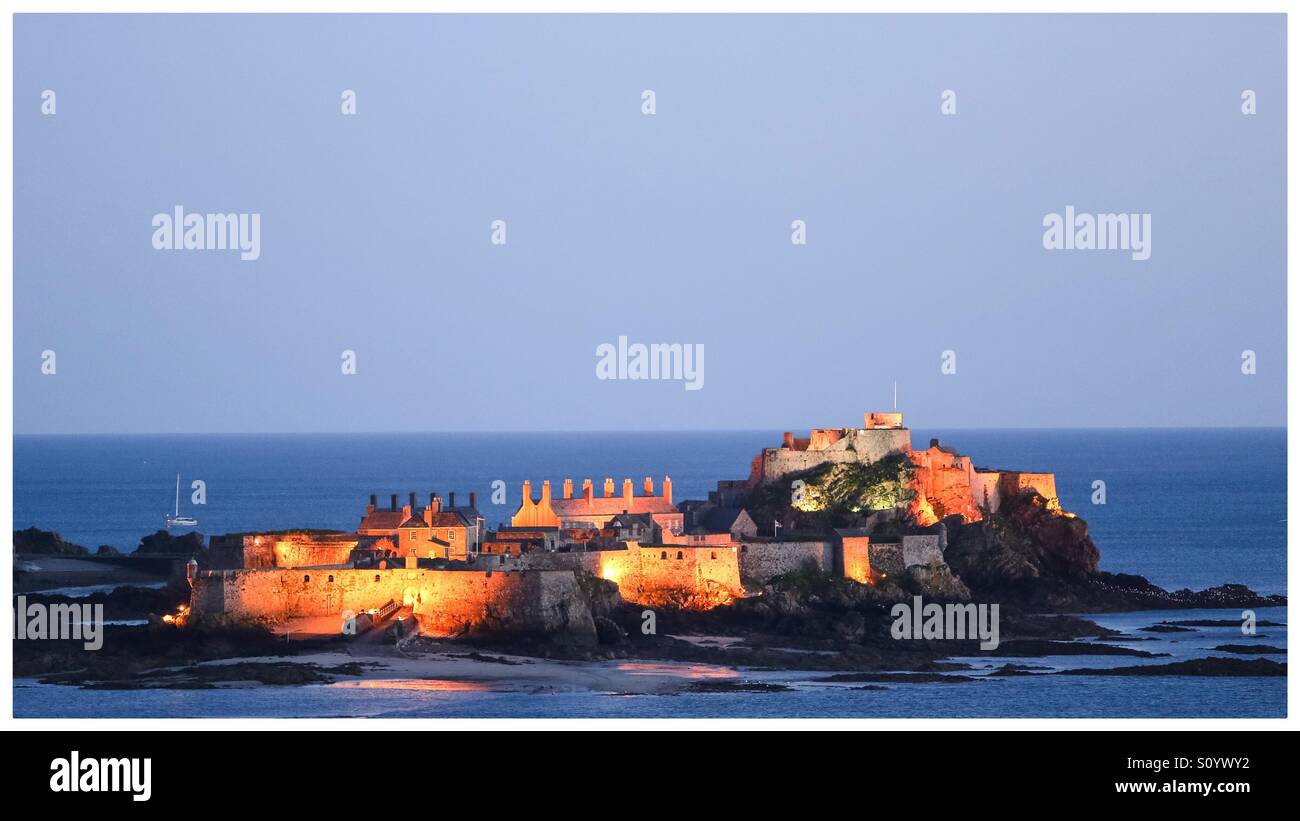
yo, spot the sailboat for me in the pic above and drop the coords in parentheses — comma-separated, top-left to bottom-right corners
(166, 473, 198, 528)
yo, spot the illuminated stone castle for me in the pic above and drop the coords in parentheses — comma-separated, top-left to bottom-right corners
(748, 412, 1061, 526)
(191, 410, 1066, 637)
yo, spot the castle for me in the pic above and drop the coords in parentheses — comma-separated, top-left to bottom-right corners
(190, 411, 1065, 640)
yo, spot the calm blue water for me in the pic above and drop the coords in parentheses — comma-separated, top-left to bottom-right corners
(10, 430, 1287, 718)
(11, 428, 1287, 594)
(12, 607, 1286, 718)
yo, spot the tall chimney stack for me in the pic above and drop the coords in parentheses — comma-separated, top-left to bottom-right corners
(368, 494, 377, 513)
(604, 477, 615, 498)
(643, 476, 654, 495)
(409, 492, 417, 509)
(582, 479, 594, 502)
(623, 479, 633, 506)
(469, 492, 477, 509)
(783, 431, 795, 448)
(541, 480, 552, 504)
(449, 492, 456, 508)
(390, 494, 398, 511)
(663, 475, 673, 505)
(563, 478, 573, 499)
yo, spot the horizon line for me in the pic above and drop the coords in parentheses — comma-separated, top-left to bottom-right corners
(12, 424, 1289, 436)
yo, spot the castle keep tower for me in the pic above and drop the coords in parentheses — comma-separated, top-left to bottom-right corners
(748, 411, 912, 485)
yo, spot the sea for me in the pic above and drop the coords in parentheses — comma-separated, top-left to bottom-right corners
(11, 428, 1288, 718)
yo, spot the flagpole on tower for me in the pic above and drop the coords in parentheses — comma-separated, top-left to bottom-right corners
(893, 381, 897, 411)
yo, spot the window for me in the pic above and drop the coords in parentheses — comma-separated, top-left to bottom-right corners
(302, 574, 310, 583)
(327, 575, 334, 583)
(710, 552, 717, 560)
(660, 551, 667, 560)
(741, 545, 748, 553)
(676, 551, 684, 560)
(374, 574, 381, 582)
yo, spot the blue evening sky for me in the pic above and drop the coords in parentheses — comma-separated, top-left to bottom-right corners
(14, 14, 1286, 432)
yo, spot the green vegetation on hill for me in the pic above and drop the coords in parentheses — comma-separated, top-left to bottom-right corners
(743, 454, 916, 531)
(798, 456, 915, 514)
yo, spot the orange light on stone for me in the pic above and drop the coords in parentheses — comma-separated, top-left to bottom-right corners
(162, 603, 191, 627)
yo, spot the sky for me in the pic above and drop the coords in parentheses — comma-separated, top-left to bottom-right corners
(13, 13, 1286, 433)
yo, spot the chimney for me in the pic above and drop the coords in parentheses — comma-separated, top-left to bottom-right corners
(449, 492, 456, 508)
(563, 478, 573, 499)
(541, 480, 552, 504)
(783, 431, 795, 448)
(582, 479, 594, 502)
(522, 480, 532, 503)
(604, 478, 615, 498)
(623, 479, 633, 506)
(469, 492, 477, 509)
(409, 492, 417, 509)
(390, 494, 398, 512)
(663, 475, 673, 505)
(368, 494, 377, 513)
(644, 476, 654, 495)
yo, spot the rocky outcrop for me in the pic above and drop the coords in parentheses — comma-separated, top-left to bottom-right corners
(942, 492, 1284, 612)
(903, 562, 971, 601)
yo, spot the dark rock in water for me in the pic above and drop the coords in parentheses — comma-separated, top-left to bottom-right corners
(686, 680, 791, 693)
(813, 672, 977, 684)
(1159, 619, 1285, 628)
(1060, 657, 1286, 677)
(446, 652, 525, 665)
(1000, 613, 1121, 640)
(1213, 644, 1286, 655)
(986, 664, 1050, 676)
(56, 660, 370, 690)
(942, 493, 1287, 613)
(1139, 624, 1195, 633)
(985, 639, 1164, 658)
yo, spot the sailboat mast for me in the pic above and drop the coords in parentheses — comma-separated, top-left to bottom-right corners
(175, 474, 180, 516)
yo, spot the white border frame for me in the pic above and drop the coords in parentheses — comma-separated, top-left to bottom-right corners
(1, 1, 1292, 731)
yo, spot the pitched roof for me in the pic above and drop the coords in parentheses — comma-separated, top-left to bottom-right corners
(428, 510, 472, 528)
(700, 508, 747, 532)
(448, 505, 484, 522)
(358, 511, 404, 531)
